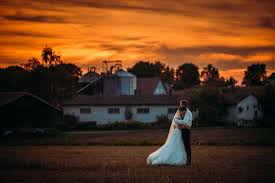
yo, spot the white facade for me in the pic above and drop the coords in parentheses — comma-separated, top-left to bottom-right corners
(153, 81, 167, 95)
(63, 105, 179, 124)
(224, 95, 263, 126)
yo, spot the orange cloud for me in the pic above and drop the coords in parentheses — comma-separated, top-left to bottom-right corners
(0, 0, 275, 81)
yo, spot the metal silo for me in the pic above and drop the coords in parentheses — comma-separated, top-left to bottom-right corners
(115, 70, 136, 95)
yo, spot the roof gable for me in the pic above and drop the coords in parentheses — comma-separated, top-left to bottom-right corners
(137, 77, 167, 95)
(153, 81, 167, 95)
(0, 92, 61, 111)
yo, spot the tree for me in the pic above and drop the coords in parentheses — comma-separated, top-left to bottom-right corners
(201, 64, 220, 82)
(200, 64, 227, 86)
(21, 57, 42, 71)
(1, 47, 82, 101)
(128, 61, 174, 84)
(191, 87, 228, 125)
(41, 46, 56, 66)
(175, 63, 200, 88)
(162, 66, 175, 84)
(0, 66, 28, 91)
(261, 85, 275, 126)
(242, 64, 269, 86)
(225, 76, 237, 88)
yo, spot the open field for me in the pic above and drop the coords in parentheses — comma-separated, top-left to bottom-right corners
(1, 128, 275, 146)
(0, 146, 275, 183)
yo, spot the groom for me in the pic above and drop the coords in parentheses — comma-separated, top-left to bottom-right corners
(176, 100, 192, 166)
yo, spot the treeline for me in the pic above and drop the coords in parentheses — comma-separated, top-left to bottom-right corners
(0, 47, 82, 102)
(128, 61, 270, 89)
(0, 46, 272, 101)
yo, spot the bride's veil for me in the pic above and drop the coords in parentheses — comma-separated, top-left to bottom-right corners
(164, 110, 179, 145)
(147, 110, 179, 164)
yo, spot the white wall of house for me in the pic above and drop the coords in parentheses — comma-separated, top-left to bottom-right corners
(62, 105, 178, 124)
(236, 95, 262, 121)
(223, 95, 263, 126)
(131, 105, 170, 122)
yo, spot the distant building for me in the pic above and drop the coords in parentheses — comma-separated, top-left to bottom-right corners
(77, 70, 171, 96)
(0, 92, 61, 129)
(66, 69, 184, 125)
(78, 69, 100, 84)
(62, 95, 183, 124)
(269, 73, 275, 85)
(223, 94, 263, 126)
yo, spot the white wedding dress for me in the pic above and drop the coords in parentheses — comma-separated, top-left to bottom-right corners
(147, 112, 187, 166)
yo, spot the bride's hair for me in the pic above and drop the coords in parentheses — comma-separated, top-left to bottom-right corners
(178, 106, 187, 112)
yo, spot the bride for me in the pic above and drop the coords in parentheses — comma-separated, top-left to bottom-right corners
(147, 106, 189, 166)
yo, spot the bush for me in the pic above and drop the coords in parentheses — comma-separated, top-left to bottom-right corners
(261, 85, 275, 127)
(97, 120, 152, 130)
(154, 115, 171, 128)
(191, 87, 228, 126)
(56, 114, 78, 130)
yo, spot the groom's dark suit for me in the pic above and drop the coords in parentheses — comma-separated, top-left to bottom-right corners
(174, 108, 192, 165)
(182, 128, 191, 165)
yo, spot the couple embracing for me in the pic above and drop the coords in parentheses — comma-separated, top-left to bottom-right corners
(147, 100, 192, 166)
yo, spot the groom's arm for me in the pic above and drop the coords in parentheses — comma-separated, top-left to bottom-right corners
(174, 112, 192, 129)
(173, 115, 189, 129)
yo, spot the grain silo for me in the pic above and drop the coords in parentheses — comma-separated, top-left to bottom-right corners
(115, 70, 136, 95)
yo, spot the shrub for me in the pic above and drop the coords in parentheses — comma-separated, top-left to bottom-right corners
(57, 114, 78, 130)
(191, 87, 228, 126)
(154, 115, 171, 129)
(97, 120, 151, 130)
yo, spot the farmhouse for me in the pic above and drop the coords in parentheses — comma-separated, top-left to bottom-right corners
(62, 95, 182, 124)
(62, 67, 186, 124)
(223, 94, 263, 126)
(0, 92, 62, 129)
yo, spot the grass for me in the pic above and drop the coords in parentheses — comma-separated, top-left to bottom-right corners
(1, 128, 275, 146)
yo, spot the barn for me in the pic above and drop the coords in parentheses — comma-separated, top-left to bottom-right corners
(0, 92, 62, 130)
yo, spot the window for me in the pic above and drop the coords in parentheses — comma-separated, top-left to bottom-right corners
(238, 107, 243, 114)
(108, 108, 120, 114)
(80, 108, 91, 114)
(168, 108, 177, 113)
(255, 110, 258, 118)
(137, 108, 150, 113)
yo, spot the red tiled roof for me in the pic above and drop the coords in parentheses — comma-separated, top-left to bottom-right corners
(61, 95, 183, 106)
(137, 77, 167, 95)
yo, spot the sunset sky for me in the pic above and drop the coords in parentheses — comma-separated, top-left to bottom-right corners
(0, 0, 275, 82)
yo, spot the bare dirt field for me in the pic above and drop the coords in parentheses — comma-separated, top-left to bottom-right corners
(0, 146, 275, 183)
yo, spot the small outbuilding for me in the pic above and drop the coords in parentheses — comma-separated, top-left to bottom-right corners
(0, 92, 62, 129)
(223, 94, 263, 126)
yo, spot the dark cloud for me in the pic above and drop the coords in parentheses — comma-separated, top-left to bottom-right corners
(0, 30, 55, 38)
(258, 17, 275, 29)
(158, 45, 275, 57)
(214, 59, 275, 70)
(3, 13, 70, 23)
